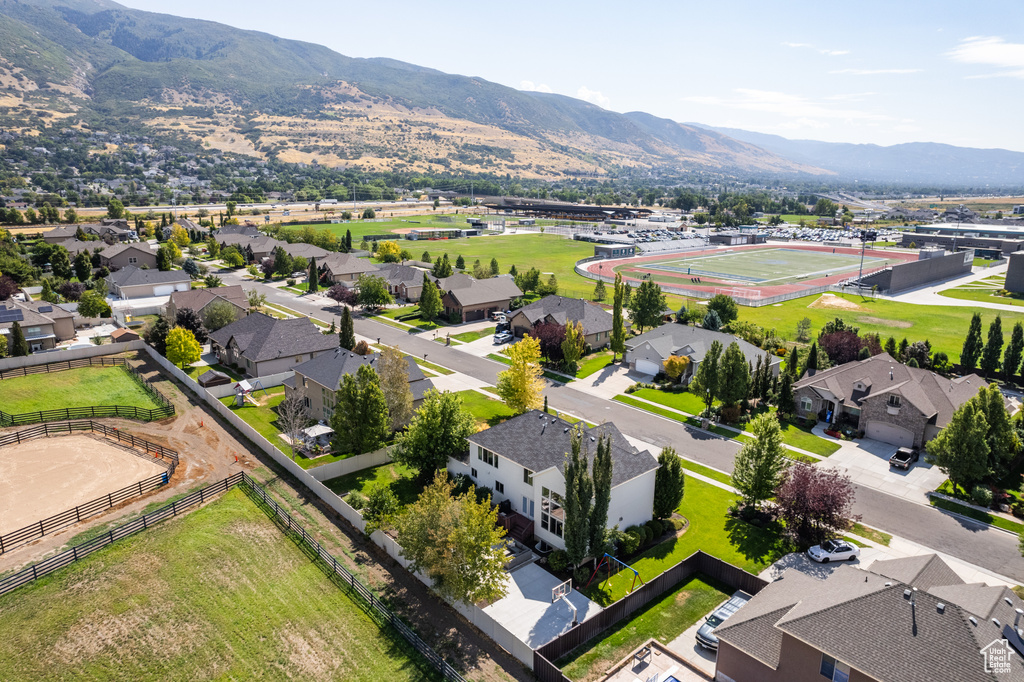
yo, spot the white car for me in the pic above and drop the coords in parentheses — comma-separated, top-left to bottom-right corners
(807, 539, 860, 563)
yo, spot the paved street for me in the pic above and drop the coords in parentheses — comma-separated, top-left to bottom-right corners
(222, 271, 1024, 583)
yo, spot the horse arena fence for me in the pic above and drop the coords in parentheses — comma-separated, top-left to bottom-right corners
(0, 471, 466, 682)
(0, 420, 179, 555)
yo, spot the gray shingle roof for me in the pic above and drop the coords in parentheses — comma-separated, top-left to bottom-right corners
(626, 323, 781, 369)
(293, 347, 432, 401)
(511, 295, 614, 336)
(377, 263, 424, 288)
(869, 553, 965, 591)
(321, 253, 380, 277)
(443, 274, 522, 307)
(100, 243, 154, 260)
(209, 312, 338, 362)
(169, 286, 247, 313)
(106, 265, 190, 287)
(467, 410, 658, 487)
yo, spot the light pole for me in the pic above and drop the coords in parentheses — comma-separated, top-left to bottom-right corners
(952, 204, 965, 252)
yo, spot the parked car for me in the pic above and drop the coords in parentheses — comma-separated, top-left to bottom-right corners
(807, 539, 860, 563)
(696, 592, 751, 650)
(493, 331, 514, 344)
(495, 321, 511, 333)
(889, 447, 919, 470)
(290, 271, 306, 278)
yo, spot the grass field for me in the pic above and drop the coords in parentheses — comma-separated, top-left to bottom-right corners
(277, 214, 491, 241)
(0, 488, 437, 681)
(558, 574, 730, 682)
(737, 291, 1024, 359)
(0, 366, 164, 414)
(323, 462, 424, 507)
(455, 389, 516, 428)
(937, 274, 1024, 307)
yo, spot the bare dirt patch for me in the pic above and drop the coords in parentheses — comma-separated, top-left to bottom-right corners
(808, 293, 865, 311)
(858, 315, 912, 329)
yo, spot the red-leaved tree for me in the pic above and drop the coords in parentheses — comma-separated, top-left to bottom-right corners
(774, 463, 860, 545)
(326, 283, 358, 308)
(0, 275, 18, 300)
(818, 330, 864, 365)
(531, 322, 565, 362)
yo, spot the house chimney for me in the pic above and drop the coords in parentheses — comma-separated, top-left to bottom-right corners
(890, 367, 894, 380)
(1015, 608, 1023, 629)
(937, 603, 946, 614)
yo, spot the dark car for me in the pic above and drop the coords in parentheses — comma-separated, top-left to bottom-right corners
(889, 447, 919, 470)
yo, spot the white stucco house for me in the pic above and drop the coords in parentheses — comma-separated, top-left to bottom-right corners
(447, 411, 659, 552)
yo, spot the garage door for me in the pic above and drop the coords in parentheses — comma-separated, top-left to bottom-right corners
(865, 422, 914, 447)
(464, 308, 485, 322)
(153, 284, 175, 296)
(635, 359, 662, 376)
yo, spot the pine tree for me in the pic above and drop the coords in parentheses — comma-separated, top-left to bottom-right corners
(610, 273, 625, 360)
(418, 273, 442, 321)
(455, 254, 466, 270)
(960, 312, 984, 371)
(718, 342, 750, 408)
(653, 446, 685, 519)
(345, 229, 352, 251)
(787, 346, 801, 377)
(593, 279, 606, 302)
(490, 257, 499, 276)
(508, 264, 518, 277)
(690, 340, 722, 415)
(731, 413, 788, 509)
(339, 307, 356, 350)
(803, 342, 819, 378)
(10, 321, 29, 356)
(307, 257, 319, 292)
(1004, 322, 1024, 380)
(979, 315, 1004, 376)
(589, 434, 613, 557)
(884, 336, 897, 357)
(563, 426, 593, 568)
(751, 354, 764, 400)
(777, 373, 796, 416)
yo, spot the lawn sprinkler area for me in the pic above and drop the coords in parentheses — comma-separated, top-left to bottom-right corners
(643, 247, 886, 285)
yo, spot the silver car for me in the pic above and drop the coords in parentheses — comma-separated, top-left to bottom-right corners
(696, 592, 751, 650)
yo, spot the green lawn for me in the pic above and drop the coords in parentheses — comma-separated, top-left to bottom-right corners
(455, 389, 516, 428)
(630, 387, 713, 414)
(736, 291, 1024, 359)
(974, 257, 1002, 267)
(938, 287, 1024, 308)
(584, 478, 793, 606)
(183, 362, 244, 381)
(679, 459, 733, 487)
(322, 462, 425, 507)
(851, 522, 892, 547)
(929, 495, 1024, 533)
(451, 326, 496, 343)
(368, 307, 445, 332)
(278, 214, 492, 241)
(0, 366, 164, 414)
(0, 488, 438, 681)
(575, 352, 616, 379)
(558, 575, 730, 682)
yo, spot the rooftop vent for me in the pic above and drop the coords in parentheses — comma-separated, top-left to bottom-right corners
(1016, 609, 1023, 628)
(885, 582, 892, 587)
(903, 589, 913, 600)
(563, 427, 569, 433)
(994, 619, 1002, 628)
(1007, 598, 1016, 607)
(890, 367, 894, 380)
(970, 616, 978, 626)
(937, 603, 945, 614)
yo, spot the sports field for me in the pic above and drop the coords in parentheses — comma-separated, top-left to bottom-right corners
(644, 247, 889, 285)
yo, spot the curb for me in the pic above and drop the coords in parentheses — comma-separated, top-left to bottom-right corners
(927, 493, 1022, 537)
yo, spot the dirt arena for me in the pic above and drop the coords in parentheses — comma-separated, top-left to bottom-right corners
(0, 435, 167, 535)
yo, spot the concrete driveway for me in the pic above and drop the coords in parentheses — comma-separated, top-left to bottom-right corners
(570, 363, 652, 400)
(665, 591, 751, 678)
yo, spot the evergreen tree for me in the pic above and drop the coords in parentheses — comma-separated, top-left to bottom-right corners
(345, 229, 352, 250)
(593, 279, 606, 301)
(702, 309, 722, 331)
(10, 321, 28, 356)
(976, 383, 1017, 479)
(718, 342, 750, 407)
(338, 306, 356, 350)
(307, 257, 319, 292)
(421, 251, 432, 263)
(455, 254, 466, 270)
(960, 312, 984, 371)
(690, 340, 722, 415)
(50, 246, 72, 280)
(73, 251, 91, 282)
(589, 434, 613, 557)
(563, 426, 593, 568)
(40, 278, 55, 303)
(884, 336, 897, 357)
(653, 447, 685, 519)
(490, 257, 499, 276)
(897, 337, 909, 362)
(611, 273, 625, 360)
(980, 315, 1004, 376)
(777, 373, 796, 416)
(787, 346, 801, 377)
(731, 413, 789, 509)
(432, 253, 453, 278)
(508, 264, 518, 277)
(419, 274, 442, 321)
(330, 364, 389, 455)
(751, 354, 764, 400)
(1004, 322, 1024, 379)
(803, 342, 819, 378)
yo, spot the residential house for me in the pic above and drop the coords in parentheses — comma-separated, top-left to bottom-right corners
(107, 266, 191, 299)
(283, 347, 433, 422)
(245, 236, 288, 263)
(447, 411, 659, 551)
(439, 274, 523, 322)
(624, 324, 782, 380)
(99, 243, 158, 271)
(216, 224, 262, 237)
(282, 242, 330, 262)
(377, 263, 425, 302)
(509, 295, 616, 348)
(793, 353, 983, 448)
(53, 239, 107, 258)
(209, 312, 338, 376)
(0, 299, 76, 351)
(714, 553, 1024, 682)
(166, 285, 248, 322)
(320, 253, 381, 284)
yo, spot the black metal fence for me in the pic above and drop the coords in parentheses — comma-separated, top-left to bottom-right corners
(532, 551, 768, 682)
(0, 420, 179, 554)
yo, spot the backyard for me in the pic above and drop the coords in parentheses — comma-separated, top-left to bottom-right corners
(0, 365, 164, 414)
(0, 488, 439, 681)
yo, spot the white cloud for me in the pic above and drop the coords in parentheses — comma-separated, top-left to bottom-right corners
(576, 86, 610, 108)
(782, 42, 813, 49)
(946, 36, 1024, 78)
(681, 88, 892, 122)
(830, 68, 922, 75)
(821, 49, 850, 56)
(520, 80, 552, 93)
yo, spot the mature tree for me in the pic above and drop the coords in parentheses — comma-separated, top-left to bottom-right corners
(817, 331, 861, 366)
(338, 306, 356, 350)
(225, 201, 237, 218)
(663, 355, 690, 382)
(563, 426, 594, 568)
(394, 471, 508, 605)
(357, 274, 393, 312)
(418, 274, 442, 321)
(273, 247, 293, 277)
(975, 383, 1018, 479)
(277, 391, 310, 460)
(307, 256, 319, 293)
(378, 346, 414, 431)
(203, 300, 239, 331)
(532, 322, 566, 362)
(165, 326, 201, 368)
(701, 309, 722, 332)
(628, 278, 666, 333)
(515, 267, 542, 294)
(690, 340, 722, 415)
(0, 334, 7, 358)
(50, 246, 72, 280)
(961, 312, 984, 371)
(221, 248, 245, 268)
(376, 240, 402, 263)
(930, 399, 990, 494)
(775, 463, 858, 545)
(58, 281, 86, 302)
(561, 320, 586, 373)
(182, 258, 200, 279)
(106, 198, 125, 219)
(653, 447, 686, 519)
(362, 484, 401, 535)
(795, 317, 812, 342)
(9, 321, 28, 356)
(589, 433, 613, 557)
(495, 335, 545, 413)
(0, 275, 19, 300)
(144, 313, 172, 354)
(718, 342, 750, 408)
(453, 254, 466, 270)
(73, 251, 91, 282)
(776, 372, 796, 416)
(610, 272, 626, 360)
(538, 274, 559, 296)
(205, 236, 220, 259)
(432, 253, 453, 278)
(592, 279, 606, 302)
(156, 244, 174, 271)
(490, 257, 499, 276)
(175, 307, 209, 344)
(246, 289, 267, 312)
(787, 346, 801, 376)
(330, 364, 389, 455)
(980, 315, 1004, 376)
(202, 274, 222, 289)
(170, 225, 191, 248)
(392, 389, 475, 473)
(78, 289, 111, 318)
(706, 294, 738, 325)
(1006, 322, 1024, 379)
(819, 317, 858, 338)
(731, 413, 788, 509)
(326, 283, 358, 309)
(40, 278, 56, 303)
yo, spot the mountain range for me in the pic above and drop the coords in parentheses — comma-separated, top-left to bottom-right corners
(1, 0, 1023, 186)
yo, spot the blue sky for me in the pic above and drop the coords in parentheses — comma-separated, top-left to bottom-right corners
(119, 0, 1024, 151)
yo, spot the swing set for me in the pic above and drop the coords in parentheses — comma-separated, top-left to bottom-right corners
(585, 553, 646, 594)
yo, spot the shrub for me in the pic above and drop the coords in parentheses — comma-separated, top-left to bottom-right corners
(720, 404, 741, 423)
(619, 530, 641, 556)
(1012, 502, 1024, 518)
(971, 485, 993, 507)
(669, 517, 685, 531)
(548, 549, 569, 573)
(450, 473, 474, 497)
(286, 278, 297, 287)
(573, 566, 591, 587)
(347, 491, 367, 510)
(646, 519, 663, 538)
(474, 485, 493, 505)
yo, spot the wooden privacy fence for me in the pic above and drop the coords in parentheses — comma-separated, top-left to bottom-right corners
(532, 551, 768, 682)
(0, 355, 127, 380)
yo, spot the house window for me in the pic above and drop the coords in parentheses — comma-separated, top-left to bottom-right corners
(800, 397, 813, 412)
(887, 395, 901, 408)
(295, 355, 303, 363)
(819, 654, 850, 682)
(540, 486, 564, 538)
(304, 396, 310, 408)
(495, 481, 504, 494)
(523, 467, 533, 485)
(128, 257, 137, 264)
(471, 467, 477, 478)
(477, 446, 498, 467)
